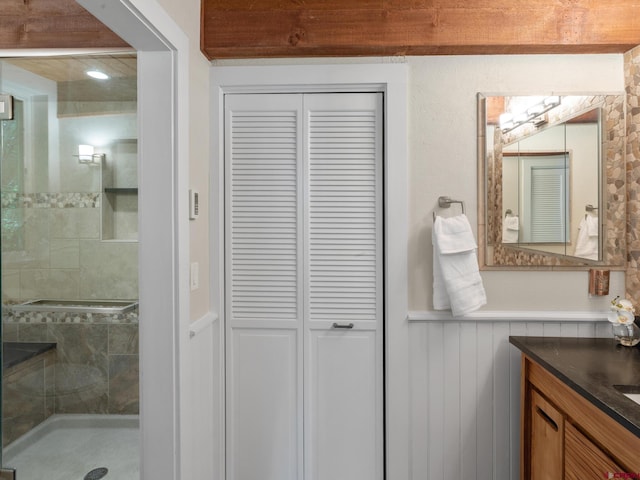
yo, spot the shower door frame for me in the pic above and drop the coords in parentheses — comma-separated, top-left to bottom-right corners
(2, 1, 190, 478)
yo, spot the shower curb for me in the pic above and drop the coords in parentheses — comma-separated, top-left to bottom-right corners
(3, 414, 139, 461)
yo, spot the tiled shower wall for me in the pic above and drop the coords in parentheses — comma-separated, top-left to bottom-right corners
(2, 314, 138, 416)
(0, 201, 139, 420)
(1, 193, 138, 302)
(3, 349, 55, 446)
(1, 109, 140, 428)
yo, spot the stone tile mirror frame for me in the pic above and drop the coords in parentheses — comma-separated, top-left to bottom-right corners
(477, 93, 626, 269)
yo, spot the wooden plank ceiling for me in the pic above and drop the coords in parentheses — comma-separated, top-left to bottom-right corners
(201, 0, 640, 59)
(3, 55, 137, 82)
(0, 0, 129, 50)
(3, 54, 138, 104)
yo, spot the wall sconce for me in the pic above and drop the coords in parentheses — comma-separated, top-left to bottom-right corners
(76, 144, 105, 165)
(499, 96, 561, 133)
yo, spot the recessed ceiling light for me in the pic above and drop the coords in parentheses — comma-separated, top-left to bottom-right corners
(86, 70, 109, 80)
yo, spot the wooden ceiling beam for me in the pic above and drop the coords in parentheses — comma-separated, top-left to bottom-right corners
(0, 0, 129, 50)
(201, 1, 640, 59)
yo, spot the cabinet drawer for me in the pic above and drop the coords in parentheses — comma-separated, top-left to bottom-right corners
(565, 422, 622, 479)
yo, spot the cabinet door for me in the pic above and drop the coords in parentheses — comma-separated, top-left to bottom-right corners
(530, 390, 564, 480)
(565, 422, 622, 480)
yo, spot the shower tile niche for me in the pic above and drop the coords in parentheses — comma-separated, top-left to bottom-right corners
(101, 138, 138, 241)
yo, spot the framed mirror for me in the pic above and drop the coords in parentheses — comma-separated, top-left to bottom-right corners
(478, 93, 626, 269)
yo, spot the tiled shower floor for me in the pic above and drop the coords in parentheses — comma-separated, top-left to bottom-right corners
(3, 414, 139, 480)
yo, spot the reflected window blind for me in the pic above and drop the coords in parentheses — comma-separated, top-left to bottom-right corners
(530, 167, 566, 243)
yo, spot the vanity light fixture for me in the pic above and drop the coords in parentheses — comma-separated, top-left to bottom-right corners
(500, 95, 561, 133)
(498, 112, 514, 131)
(76, 144, 105, 165)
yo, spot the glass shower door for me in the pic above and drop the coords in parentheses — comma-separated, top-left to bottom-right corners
(0, 55, 139, 480)
(0, 88, 17, 479)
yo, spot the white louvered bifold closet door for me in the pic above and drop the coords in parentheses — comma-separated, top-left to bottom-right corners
(303, 93, 383, 480)
(225, 92, 383, 480)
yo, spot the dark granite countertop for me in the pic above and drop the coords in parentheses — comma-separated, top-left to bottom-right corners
(3, 342, 56, 370)
(509, 336, 640, 438)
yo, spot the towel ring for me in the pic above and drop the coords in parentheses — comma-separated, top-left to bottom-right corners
(433, 196, 465, 221)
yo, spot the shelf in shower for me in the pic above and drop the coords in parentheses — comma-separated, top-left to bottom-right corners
(104, 187, 138, 194)
(11, 299, 138, 314)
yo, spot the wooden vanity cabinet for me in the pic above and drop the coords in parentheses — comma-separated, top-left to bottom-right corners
(521, 354, 640, 480)
(564, 422, 622, 479)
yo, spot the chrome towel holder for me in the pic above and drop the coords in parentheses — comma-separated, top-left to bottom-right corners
(433, 196, 465, 221)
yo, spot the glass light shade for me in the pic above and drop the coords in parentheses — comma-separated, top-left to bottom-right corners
(499, 113, 514, 131)
(544, 95, 561, 107)
(527, 103, 545, 116)
(78, 144, 94, 158)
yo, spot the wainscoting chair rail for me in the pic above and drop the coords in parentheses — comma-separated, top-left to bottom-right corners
(407, 310, 609, 323)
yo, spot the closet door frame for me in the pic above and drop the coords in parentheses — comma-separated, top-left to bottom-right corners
(210, 64, 409, 480)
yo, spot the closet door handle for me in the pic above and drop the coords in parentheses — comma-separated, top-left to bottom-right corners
(332, 322, 354, 329)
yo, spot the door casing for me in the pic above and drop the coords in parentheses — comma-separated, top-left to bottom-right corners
(210, 63, 410, 480)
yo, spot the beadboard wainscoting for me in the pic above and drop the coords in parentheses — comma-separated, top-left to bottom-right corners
(406, 311, 611, 480)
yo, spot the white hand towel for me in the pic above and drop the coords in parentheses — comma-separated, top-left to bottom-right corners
(432, 242, 451, 310)
(574, 216, 598, 260)
(432, 214, 487, 317)
(502, 215, 519, 243)
(586, 214, 599, 237)
(433, 214, 478, 254)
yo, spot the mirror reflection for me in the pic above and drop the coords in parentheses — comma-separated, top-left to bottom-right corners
(479, 94, 626, 269)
